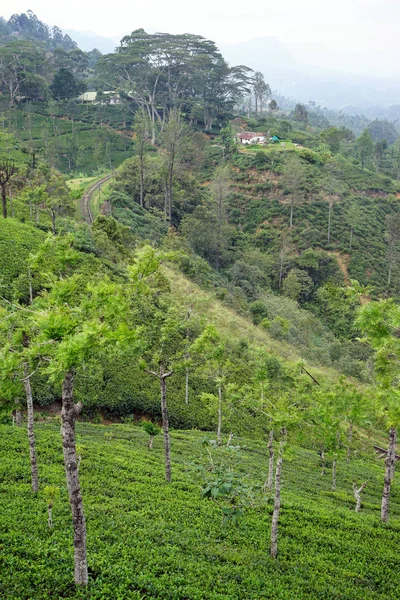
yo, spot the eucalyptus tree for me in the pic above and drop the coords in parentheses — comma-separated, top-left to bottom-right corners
(356, 298, 400, 522)
(133, 107, 151, 207)
(253, 71, 271, 118)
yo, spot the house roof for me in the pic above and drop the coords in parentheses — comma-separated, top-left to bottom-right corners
(236, 131, 264, 140)
(77, 92, 97, 102)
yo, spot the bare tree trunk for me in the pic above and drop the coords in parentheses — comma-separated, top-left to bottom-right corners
(23, 364, 39, 494)
(289, 199, 293, 228)
(61, 370, 88, 586)
(264, 429, 274, 491)
(327, 202, 332, 243)
(160, 365, 172, 482)
(320, 449, 325, 476)
(1, 184, 6, 218)
(14, 398, 22, 427)
(349, 227, 353, 252)
(185, 367, 189, 405)
(353, 481, 367, 513)
(48, 503, 53, 529)
(381, 426, 397, 523)
(226, 432, 234, 446)
(270, 429, 286, 559)
(139, 151, 144, 208)
(347, 422, 353, 463)
(217, 384, 222, 445)
(148, 435, 154, 449)
(331, 458, 337, 491)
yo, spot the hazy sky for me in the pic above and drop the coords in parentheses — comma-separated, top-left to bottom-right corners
(4, 0, 400, 76)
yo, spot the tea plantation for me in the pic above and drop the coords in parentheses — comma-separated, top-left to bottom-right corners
(1, 421, 399, 600)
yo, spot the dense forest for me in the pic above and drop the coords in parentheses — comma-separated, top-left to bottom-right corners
(1, 11, 400, 600)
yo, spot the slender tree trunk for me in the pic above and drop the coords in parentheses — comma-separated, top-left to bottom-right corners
(14, 398, 22, 427)
(185, 367, 189, 405)
(139, 150, 144, 208)
(160, 366, 172, 482)
(328, 201, 332, 243)
(381, 426, 397, 523)
(23, 363, 39, 494)
(270, 429, 286, 559)
(264, 429, 274, 491)
(1, 184, 7, 218)
(331, 458, 337, 492)
(61, 370, 88, 586)
(347, 422, 353, 463)
(320, 449, 325, 476)
(48, 503, 53, 529)
(148, 435, 154, 449)
(289, 198, 293, 228)
(51, 211, 56, 235)
(349, 227, 353, 252)
(217, 384, 222, 445)
(226, 433, 234, 446)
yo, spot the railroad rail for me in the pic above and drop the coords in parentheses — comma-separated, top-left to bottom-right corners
(81, 173, 113, 225)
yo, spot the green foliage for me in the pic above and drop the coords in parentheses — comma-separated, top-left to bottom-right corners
(1, 421, 399, 599)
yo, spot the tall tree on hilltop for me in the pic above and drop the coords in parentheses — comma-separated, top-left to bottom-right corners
(253, 71, 271, 118)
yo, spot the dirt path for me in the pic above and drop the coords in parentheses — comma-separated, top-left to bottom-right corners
(81, 173, 113, 224)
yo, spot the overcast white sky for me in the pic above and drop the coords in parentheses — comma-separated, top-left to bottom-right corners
(4, 0, 400, 76)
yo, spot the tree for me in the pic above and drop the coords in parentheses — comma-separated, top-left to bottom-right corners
(133, 108, 150, 208)
(346, 202, 363, 252)
(50, 68, 82, 100)
(294, 103, 308, 126)
(356, 129, 374, 170)
(322, 160, 347, 244)
(193, 326, 230, 445)
(143, 305, 190, 482)
(385, 213, 400, 291)
(142, 421, 161, 449)
(356, 298, 400, 522)
(282, 155, 306, 228)
(0, 320, 39, 494)
(0, 41, 45, 106)
(0, 158, 17, 218)
(253, 71, 271, 118)
(160, 109, 189, 223)
(209, 165, 231, 270)
(269, 99, 278, 112)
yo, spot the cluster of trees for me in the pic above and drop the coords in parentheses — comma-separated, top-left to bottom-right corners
(98, 30, 253, 136)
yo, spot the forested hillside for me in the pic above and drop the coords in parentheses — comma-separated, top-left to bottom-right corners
(1, 11, 400, 600)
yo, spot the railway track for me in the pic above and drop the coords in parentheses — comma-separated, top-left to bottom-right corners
(81, 173, 113, 225)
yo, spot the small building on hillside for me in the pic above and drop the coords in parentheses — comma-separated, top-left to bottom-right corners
(270, 135, 284, 143)
(76, 91, 121, 105)
(236, 131, 266, 145)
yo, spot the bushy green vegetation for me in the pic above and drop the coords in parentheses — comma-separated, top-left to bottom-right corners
(0, 218, 44, 299)
(1, 421, 399, 600)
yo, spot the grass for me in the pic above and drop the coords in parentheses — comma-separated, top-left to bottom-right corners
(164, 265, 342, 384)
(1, 420, 399, 599)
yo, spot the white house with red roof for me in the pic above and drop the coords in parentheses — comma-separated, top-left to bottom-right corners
(236, 132, 266, 145)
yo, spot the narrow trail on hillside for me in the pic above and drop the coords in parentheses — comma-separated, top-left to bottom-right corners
(81, 174, 113, 225)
